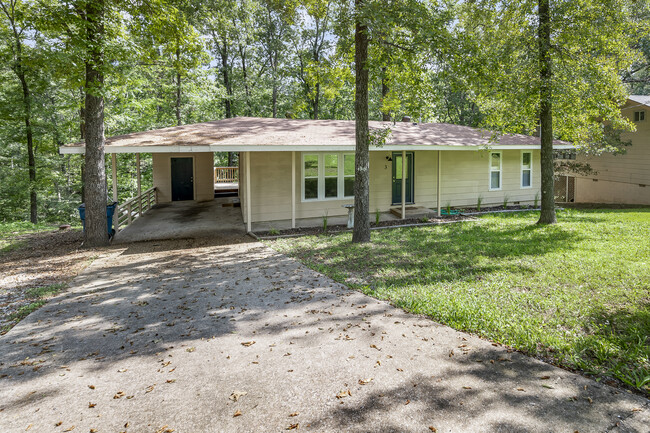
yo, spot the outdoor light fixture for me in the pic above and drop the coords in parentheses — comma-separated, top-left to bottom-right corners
(385, 155, 392, 162)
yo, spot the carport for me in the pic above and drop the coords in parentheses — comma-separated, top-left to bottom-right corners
(112, 197, 245, 243)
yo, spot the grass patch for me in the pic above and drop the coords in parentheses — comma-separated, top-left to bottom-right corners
(1, 301, 47, 334)
(0, 221, 60, 252)
(271, 208, 650, 394)
(25, 283, 67, 299)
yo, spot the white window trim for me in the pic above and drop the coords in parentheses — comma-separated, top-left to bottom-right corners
(634, 111, 645, 122)
(521, 150, 533, 189)
(301, 152, 355, 202)
(489, 151, 502, 191)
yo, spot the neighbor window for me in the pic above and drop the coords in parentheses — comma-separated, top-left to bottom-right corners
(302, 153, 355, 201)
(489, 152, 502, 190)
(634, 111, 645, 122)
(303, 155, 319, 200)
(521, 151, 532, 188)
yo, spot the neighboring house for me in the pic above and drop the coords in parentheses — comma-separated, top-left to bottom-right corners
(557, 96, 650, 205)
(60, 117, 572, 231)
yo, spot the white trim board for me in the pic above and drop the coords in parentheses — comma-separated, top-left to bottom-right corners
(60, 143, 575, 155)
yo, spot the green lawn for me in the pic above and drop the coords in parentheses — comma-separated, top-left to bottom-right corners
(0, 221, 62, 252)
(270, 209, 650, 394)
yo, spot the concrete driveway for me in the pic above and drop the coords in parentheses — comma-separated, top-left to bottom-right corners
(1, 237, 648, 433)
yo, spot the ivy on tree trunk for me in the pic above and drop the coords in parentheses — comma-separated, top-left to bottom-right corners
(353, 0, 370, 244)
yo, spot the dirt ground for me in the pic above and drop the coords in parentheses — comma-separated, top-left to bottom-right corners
(0, 229, 96, 333)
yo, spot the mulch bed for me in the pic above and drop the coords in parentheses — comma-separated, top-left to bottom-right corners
(255, 214, 470, 238)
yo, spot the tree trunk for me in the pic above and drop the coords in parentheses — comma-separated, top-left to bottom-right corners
(83, 0, 109, 246)
(6, 8, 37, 223)
(352, 0, 370, 243)
(537, 0, 556, 225)
(239, 45, 252, 116)
(272, 78, 278, 118)
(175, 47, 182, 126)
(314, 82, 320, 120)
(381, 68, 390, 121)
(220, 43, 233, 119)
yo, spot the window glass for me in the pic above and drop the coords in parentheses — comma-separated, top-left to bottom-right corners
(305, 178, 318, 199)
(522, 152, 531, 168)
(491, 172, 500, 189)
(344, 177, 354, 197)
(325, 178, 338, 198)
(324, 154, 338, 177)
(522, 171, 531, 188)
(344, 154, 355, 176)
(395, 156, 403, 179)
(490, 153, 500, 169)
(304, 155, 318, 177)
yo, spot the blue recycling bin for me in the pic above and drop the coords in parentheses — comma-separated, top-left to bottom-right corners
(78, 202, 118, 237)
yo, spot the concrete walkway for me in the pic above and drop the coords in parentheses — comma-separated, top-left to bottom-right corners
(1, 238, 648, 432)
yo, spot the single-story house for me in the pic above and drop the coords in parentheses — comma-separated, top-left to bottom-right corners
(556, 96, 650, 205)
(60, 117, 573, 232)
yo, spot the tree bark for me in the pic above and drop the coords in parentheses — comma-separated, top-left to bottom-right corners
(537, 0, 556, 224)
(3, 1, 37, 223)
(381, 67, 390, 121)
(352, 0, 370, 243)
(83, 0, 109, 246)
(175, 47, 182, 126)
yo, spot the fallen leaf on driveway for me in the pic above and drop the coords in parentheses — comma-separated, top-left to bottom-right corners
(241, 341, 256, 347)
(539, 376, 550, 380)
(88, 402, 97, 408)
(428, 427, 437, 432)
(186, 347, 195, 353)
(370, 344, 380, 350)
(233, 410, 242, 417)
(358, 378, 373, 385)
(63, 426, 75, 432)
(145, 384, 156, 393)
(462, 386, 472, 390)
(289, 412, 299, 417)
(117, 368, 127, 373)
(155, 426, 174, 433)
(229, 391, 247, 402)
(336, 390, 351, 399)
(287, 423, 299, 430)
(113, 391, 125, 399)
(542, 384, 554, 389)
(88, 385, 95, 390)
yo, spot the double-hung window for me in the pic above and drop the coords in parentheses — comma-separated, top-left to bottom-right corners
(302, 153, 355, 201)
(521, 151, 532, 188)
(489, 152, 502, 190)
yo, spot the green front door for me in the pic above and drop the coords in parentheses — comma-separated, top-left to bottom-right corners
(392, 152, 414, 205)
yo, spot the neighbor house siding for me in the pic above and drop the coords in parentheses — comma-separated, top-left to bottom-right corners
(153, 152, 214, 203)
(574, 103, 650, 204)
(244, 149, 541, 223)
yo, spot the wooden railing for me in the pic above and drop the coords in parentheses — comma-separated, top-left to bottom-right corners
(214, 167, 239, 183)
(116, 187, 157, 232)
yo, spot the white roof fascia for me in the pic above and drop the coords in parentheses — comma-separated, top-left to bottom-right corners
(61, 143, 573, 154)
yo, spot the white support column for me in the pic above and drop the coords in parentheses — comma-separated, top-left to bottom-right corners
(401, 150, 406, 220)
(437, 150, 441, 217)
(111, 153, 118, 233)
(136, 153, 141, 216)
(291, 151, 296, 229)
(246, 151, 252, 233)
(111, 153, 118, 202)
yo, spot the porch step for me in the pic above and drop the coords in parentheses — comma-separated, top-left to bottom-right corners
(390, 206, 433, 219)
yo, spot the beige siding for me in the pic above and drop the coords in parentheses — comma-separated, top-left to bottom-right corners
(574, 102, 650, 204)
(153, 152, 214, 203)
(244, 149, 541, 223)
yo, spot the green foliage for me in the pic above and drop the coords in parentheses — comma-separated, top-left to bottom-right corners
(458, 0, 641, 152)
(375, 208, 380, 224)
(476, 194, 483, 211)
(271, 209, 650, 394)
(25, 283, 66, 299)
(322, 211, 328, 232)
(502, 194, 509, 209)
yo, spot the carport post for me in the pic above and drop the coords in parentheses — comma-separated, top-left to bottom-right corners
(401, 150, 406, 220)
(136, 153, 141, 216)
(291, 151, 296, 229)
(437, 150, 441, 217)
(112, 153, 119, 231)
(246, 151, 252, 233)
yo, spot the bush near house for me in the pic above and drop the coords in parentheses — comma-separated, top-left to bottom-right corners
(271, 209, 650, 394)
